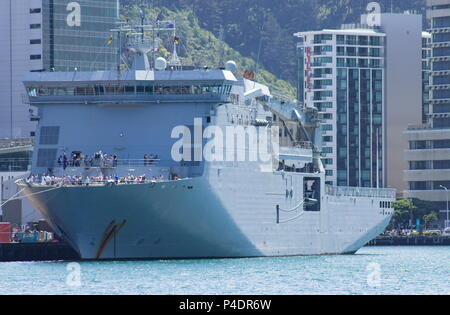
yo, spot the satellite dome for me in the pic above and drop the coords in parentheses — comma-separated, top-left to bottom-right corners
(155, 57, 167, 71)
(225, 60, 237, 73)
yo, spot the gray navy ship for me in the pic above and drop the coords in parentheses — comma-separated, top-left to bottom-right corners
(16, 20, 396, 260)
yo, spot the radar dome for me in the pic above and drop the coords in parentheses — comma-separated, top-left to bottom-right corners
(225, 60, 237, 73)
(155, 57, 167, 71)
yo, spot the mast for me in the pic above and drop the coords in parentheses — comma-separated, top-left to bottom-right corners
(110, 14, 177, 71)
(217, 26, 225, 69)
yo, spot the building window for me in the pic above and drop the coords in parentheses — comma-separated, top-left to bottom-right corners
(323, 136, 333, 143)
(434, 160, 450, 169)
(30, 39, 41, 45)
(370, 36, 382, 46)
(39, 126, 60, 145)
(409, 161, 431, 170)
(434, 139, 450, 149)
(409, 140, 427, 150)
(30, 8, 41, 14)
(30, 55, 42, 60)
(30, 24, 41, 29)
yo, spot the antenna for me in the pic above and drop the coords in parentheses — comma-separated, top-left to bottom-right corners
(169, 21, 181, 68)
(253, 15, 266, 88)
(140, 4, 145, 44)
(217, 26, 225, 69)
(111, 18, 177, 71)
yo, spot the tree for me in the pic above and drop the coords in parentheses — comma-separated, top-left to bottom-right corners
(392, 198, 440, 230)
(392, 198, 416, 228)
(423, 212, 439, 231)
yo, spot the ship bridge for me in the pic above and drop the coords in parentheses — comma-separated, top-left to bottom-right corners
(22, 69, 237, 106)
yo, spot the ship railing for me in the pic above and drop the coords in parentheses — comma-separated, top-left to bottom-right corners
(57, 158, 161, 169)
(325, 185, 396, 198)
(22, 177, 188, 188)
(293, 141, 313, 150)
(0, 138, 33, 149)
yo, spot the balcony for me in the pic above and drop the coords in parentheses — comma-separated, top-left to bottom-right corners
(311, 39, 333, 45)
(404, 169, 450, 182)
(405, 148, 450, 161)
(404, 190, 449, 202)
(326, 185, 396, 198)
(312, 50, 333, 57)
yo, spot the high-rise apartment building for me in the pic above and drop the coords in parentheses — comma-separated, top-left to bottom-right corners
(422, 32, 432, 123)
(295, 27, 385, 188)
(296, 13, 423, 191)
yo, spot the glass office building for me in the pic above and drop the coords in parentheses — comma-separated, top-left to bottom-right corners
(42, 0, 119, 71)
(0, 0, 119, 139)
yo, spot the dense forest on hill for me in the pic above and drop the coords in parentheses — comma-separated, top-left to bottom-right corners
(120, 0, 426, 98)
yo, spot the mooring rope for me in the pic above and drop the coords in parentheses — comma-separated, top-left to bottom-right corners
(278, 199, 306, 213)
(278, 211, 307, 224)
(0, 185, 63, 207)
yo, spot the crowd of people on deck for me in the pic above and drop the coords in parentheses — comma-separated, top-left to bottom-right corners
(26, 173, 183, 187)
(25, 150, 177, 186)
(57, 152, 119, 170)
(56, 151, 159, 170)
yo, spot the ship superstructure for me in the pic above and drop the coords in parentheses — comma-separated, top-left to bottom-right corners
(15, 19, 396, 260)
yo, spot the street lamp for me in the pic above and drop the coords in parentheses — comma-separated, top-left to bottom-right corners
(440, 185, 449, 229)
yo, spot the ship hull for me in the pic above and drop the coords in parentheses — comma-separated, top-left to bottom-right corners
(19, 167, 393, 260)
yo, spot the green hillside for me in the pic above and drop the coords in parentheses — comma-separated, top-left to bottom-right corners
(122, 0, 426, 86)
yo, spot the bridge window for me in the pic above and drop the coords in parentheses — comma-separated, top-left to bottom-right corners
(136, 86, 145, 94)
(125, 86, 135, 94)
(29, 84, 233, 97)
(94, 86, 104, 95)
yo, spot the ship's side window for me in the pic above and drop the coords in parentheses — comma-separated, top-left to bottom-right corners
(39, 126, 60, 145)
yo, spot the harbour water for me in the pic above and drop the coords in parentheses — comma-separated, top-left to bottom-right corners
(0, 246, 448, 295)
